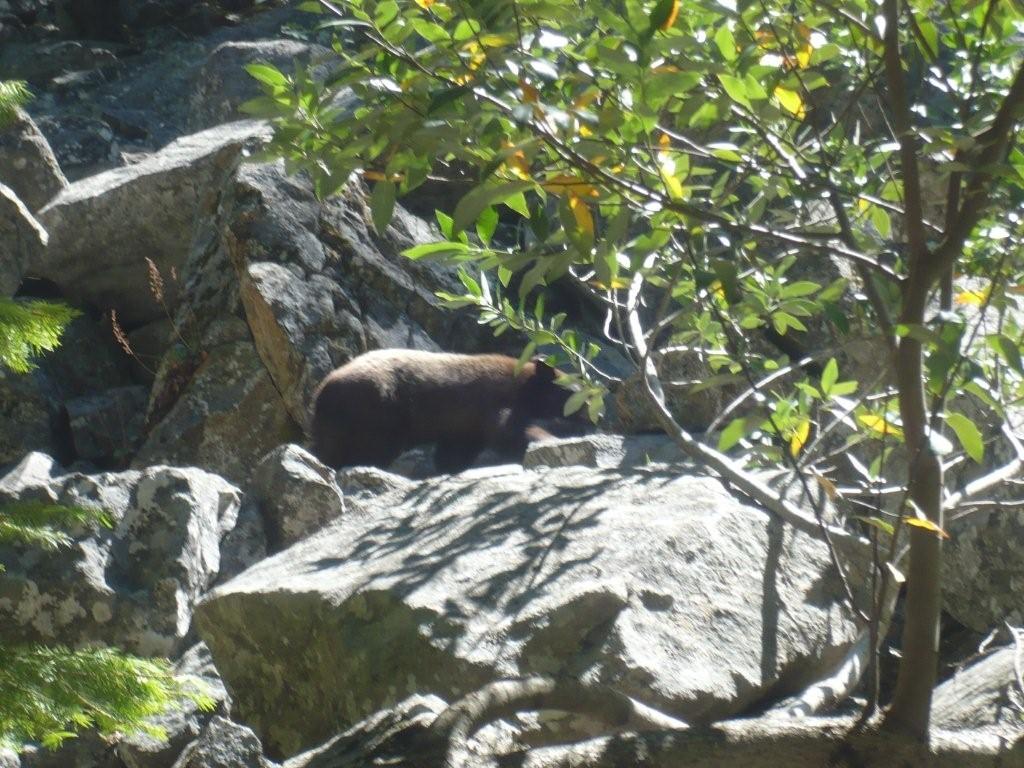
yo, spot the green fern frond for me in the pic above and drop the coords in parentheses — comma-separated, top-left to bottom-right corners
(0, 502, 112, 551)
(0, 80, 31, 128)
(0, 299, 80, 373)
(0, 646, 214, 750)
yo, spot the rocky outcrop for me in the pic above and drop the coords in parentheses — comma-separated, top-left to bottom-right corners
(33, 120, 270, 327)
(944, 502, 1024, 632)
(0, 108, 68, 212)
(66, 384, 149, 464)
(197, 454, 863, 758)
(133, 318, 302, 484)
(0, 452, 240, 656)
(172, 716, 275, 768)
(249, 445, 344, 550)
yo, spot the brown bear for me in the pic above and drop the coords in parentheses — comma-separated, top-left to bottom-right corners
(310, 349, 580, 473)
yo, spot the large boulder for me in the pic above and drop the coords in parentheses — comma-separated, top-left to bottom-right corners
(943, 502, 1024, 631)
(0, 452, 240, 656)
(196, 457, 862, 758)
(249, 444, 345, 550)
(0, 108, 68, 211)
(0, 182, 47, 296)
(932, 645, 1024, 738)
(133, 318, 303, 484)
(33, 120, 270, 327)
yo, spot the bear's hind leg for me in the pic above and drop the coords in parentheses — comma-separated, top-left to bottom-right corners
(433, 439, 485, 474)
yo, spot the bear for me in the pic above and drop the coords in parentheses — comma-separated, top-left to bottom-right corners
(310, 349, 581, 473)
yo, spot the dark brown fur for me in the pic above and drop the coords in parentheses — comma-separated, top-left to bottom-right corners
(311, 349, 577, 473)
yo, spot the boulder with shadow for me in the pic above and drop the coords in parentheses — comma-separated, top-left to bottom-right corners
(196, 458, 863, 759)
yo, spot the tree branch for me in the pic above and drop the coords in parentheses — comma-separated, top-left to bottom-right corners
(931, 60, 1024, 279)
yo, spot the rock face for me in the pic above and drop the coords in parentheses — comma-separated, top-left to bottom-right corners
(118, 643, 229, 768)
(0, 311, 137, 467)
(0, 452, 240, 656)
(0, 108, 68, 211)
(33, 120, 270, 327)
(611, 349, 730, 434)
(223, 162, 490, 428)
(943, 503, 1024, 631)
(932, 645, 1024, 737)
(66, 384, 149, 464)
(134, 157, 498, 482)
(0, 183, 47, 296)
(189, 40, 332, 131)
(197, 460, 861, 758)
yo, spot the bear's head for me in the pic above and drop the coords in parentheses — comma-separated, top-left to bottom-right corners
(519, 359, 581, 421)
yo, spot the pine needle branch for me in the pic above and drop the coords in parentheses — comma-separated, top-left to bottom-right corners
(0, 79, 31, 128)
(0, 299, 81, 373)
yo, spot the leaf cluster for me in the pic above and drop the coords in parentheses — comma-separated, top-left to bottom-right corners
(255, 0, 1024, 497)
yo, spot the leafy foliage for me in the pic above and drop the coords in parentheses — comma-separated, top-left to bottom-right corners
(0, 646, 215, 751)
(253, 0, 1024, 470)
(257, 0, 1024, 736)
(0, 79, 31, 128)
(0, 300, 80, 374)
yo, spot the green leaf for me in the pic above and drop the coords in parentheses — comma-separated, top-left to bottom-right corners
(987, 334, 1024, 374)
(718, 417, 751, 451)
(820, 358, 838, 396)
(476, 206, 499, 246)
(717, 74, 752, 110)
(945, 411, 985, 463)
(503, 191, 530, 218)
(854, 515, 895, 536)
(830, 380, 858, 397)
(714, 25, 737, 61)
(917, 17, 939, 58)
(647, 0, 678, 34)
(458, 270, 482, 296)
(244, 63, 288, 89)
(403, 241, 471, 260)
(370, 180, 396, 235)
(646, 70, 702, 101)
(781, 281, 820, 298)
(771, 311, 807, 334)
(453, 182, 534, 234)
(563, 388, 589, 417)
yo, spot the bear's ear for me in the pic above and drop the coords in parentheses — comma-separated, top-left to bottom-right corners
(532, 357, 557, 382)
